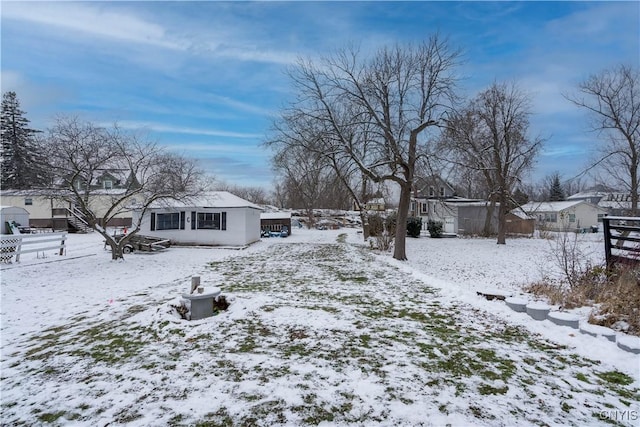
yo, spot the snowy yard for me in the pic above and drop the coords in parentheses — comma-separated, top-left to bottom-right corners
(1, 229, 638, 426)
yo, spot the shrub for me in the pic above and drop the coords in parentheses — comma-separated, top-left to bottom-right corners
(427, 220, 443, 238)
(525, 264, 640, 336)
(407, 217, 422, 238)
(367, 214, 383, 237)
(385, 212, 397, 237)
(367, 212, 396, 251)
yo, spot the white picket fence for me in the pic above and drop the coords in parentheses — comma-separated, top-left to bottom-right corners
(0, 233, 67, 263)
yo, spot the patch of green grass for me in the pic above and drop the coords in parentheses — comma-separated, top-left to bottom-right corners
(469, 404, 496, 420)
(561, 401, 573, 413)
(596, 370, 634, 386)
(115, 410, 142, 423)
(576, 372, 591, 383)
(37, 411, 66, 423)
(127, 304, 147, 314)
(359, 334, 371, 348)
(197, 408, 234, 427)
(478, 384, 509, 395)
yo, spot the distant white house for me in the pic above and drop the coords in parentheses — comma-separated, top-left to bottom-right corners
(0, 189, 132, 230)
(133, 191, 263, 246)
(519, 200, 608, 231)
(568, 191, 634, 216)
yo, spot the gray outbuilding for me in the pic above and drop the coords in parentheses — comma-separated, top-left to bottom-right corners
(0, 206, 30, 234)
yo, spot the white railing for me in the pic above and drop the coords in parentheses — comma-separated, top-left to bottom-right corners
(0, 233, 67, 263)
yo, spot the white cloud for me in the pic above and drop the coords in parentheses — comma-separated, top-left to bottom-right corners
(112, 121, 262, 139)
(546, 2, 639, 43)
(164, 142, 264, 156)
(2, 2, 301, 67)
(2, 2, 185, 50)
(205, 94, 274, 117)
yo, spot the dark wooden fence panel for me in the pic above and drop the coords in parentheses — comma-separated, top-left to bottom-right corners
(602, 216, 640, 270)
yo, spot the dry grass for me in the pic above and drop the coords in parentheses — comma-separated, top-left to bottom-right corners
(524, 265, 640, 336)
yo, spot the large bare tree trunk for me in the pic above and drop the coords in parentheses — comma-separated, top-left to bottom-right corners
(483, 197, 496, 237)
(394, 184, 412, 260)
(497, 192, 508, 244)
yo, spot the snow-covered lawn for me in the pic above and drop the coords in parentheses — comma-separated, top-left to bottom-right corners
(1, 229, 638, 426)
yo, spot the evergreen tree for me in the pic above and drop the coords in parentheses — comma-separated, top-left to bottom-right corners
(512, 187, 529, 207)
(549, 173, 565, 201)
(1, 91, 46, 189)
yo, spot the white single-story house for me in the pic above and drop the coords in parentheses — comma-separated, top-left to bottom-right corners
(0, 206, 30, 234)
(133, 191, 263, 246)
(519, 200, 608, 231)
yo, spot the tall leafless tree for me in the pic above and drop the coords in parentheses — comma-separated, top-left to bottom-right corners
(268, 102, 378, 236)
(271, 142, 332, 228)
(442, 82, 543, 244)
(38, 116, 206, 260)
(270, 35, 461, 260)
(213, 181, 271, 205)
(566, 65, 640, 214)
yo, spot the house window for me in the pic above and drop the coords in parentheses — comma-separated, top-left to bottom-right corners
(543, 213, 557, 222)
(25, 198, 33, 206)
(156, 213, 181, 230)
(429, 186, 435, 197)
(439, 187, 445, 197)
(103, 180, 113, 190)
(420, 202, 428, 214)
(568, 214, 576, 223)
(197, 212, 227, 230)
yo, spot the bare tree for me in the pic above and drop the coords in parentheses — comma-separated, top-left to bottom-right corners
(38, 116, 206, 260)
(267, 104, 377, 236)
(442, 82, 543, 244)
(566, 65, 640, 214)
(271, 142, 330, 228)
(270, 35, 461, 260)
(213, 181, 271, 205)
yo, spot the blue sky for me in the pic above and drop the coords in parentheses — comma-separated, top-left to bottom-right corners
(2, 1, 638, 190)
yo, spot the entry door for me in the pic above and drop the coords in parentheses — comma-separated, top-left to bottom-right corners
(444, 217, 455, 233)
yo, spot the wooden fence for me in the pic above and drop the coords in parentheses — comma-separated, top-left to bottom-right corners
(0, 232, 67, 263)
(602, 216, 640, 270)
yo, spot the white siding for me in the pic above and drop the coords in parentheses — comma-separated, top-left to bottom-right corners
(136, 206, 261, 246)
(0, 194, 68, 219)
(0, 206, 30, 234)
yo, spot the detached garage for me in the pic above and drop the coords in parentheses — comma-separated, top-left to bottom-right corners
(261, 212, 292, 235)
(132, 192, 263, 246)
(0, 206, 30, 234)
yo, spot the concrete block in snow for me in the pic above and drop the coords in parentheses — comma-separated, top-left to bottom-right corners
(547, 312, 580, 329)
(578, 323, 616, 342)
(616, 335, 640, 354)
(505, 297, 528, 313)
(526, 302, 551, 321)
